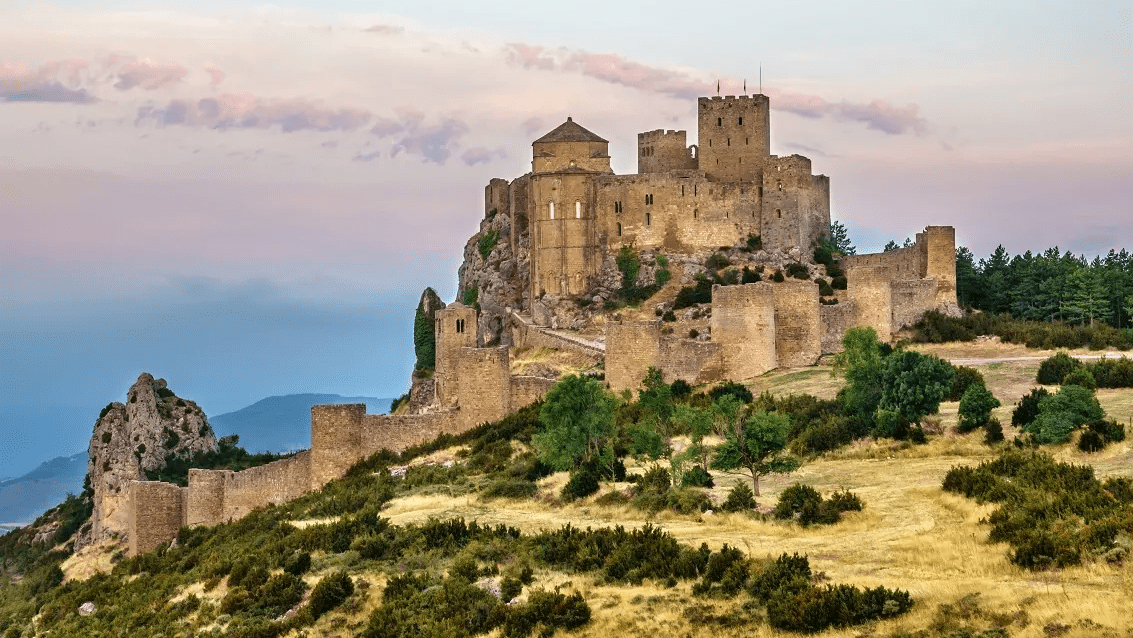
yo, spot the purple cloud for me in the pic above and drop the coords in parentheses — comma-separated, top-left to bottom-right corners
(363, 24, 405, 35)
(502, 44, 928, 136)
(111, 58, 188, 90)
(461, 147, 507, 166)
(371, 109, 470, 164)
(0, 60, 96, 103)
(136, 93, 371, 132)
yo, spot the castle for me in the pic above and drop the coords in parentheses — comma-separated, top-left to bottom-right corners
(123, 93, 958, 555)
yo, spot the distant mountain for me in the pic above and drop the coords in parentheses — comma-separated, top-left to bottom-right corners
(209, 394, 393, 453)
(0, 451, 87, 528)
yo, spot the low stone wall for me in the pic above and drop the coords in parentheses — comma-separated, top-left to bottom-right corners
(659, 337, 724, 385)
(819, 300, 857, 354)
(128, 481, 185, 556)
(510, 376, 555, 410)
(222, 452, 311, 521)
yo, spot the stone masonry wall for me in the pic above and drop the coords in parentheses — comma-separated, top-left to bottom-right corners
(710, 282, 777, 381)
(820, 300, 858, 354)
(185, 468, 225, 527)
(310, 404, 364, 491)
(220, 452, 311, 521)
(456, 346, 512, 427)
(774, 280, 822, 368)
(658, 337, 724, 385)
(510, 376, 555, 410)
(891, 279, 939, 330)
(848, 266, 893, 342)
(360, 411, 455, 456)
(128, 481, 185, 556)
(509, 313, 604, 358)
(606, 320, 662, 394)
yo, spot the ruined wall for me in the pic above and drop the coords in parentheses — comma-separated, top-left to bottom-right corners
(128, 481, 185, 556)
(697, 95, 770, 183)
(310, 404, 364, 491)
(220, 452, 311, 521)
(760, 155, 829, 253)
(892, 279, 939, 329)
(638, 129, 697, 173)
(923, 226, 957, 305)
(848, 266, 893, 343)
(710, 283, 777, 381)
(658, 337, 724, 385)
(819, 300, 858, 354)
(510, 376, 555, 410)
(360, 411, 455, 456)
(185, 469, 225, 527)
(456, 346, 512, 427)
(606, 320, 662, 394)
(774, 280, 821, 368)
(509, 313, 604, 358)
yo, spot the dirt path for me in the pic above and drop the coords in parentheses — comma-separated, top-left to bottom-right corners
(947, 352, 1128, 366)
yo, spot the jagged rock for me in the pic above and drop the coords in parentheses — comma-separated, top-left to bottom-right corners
(78, 602, 96, 616)
(458, 205, 529, 345)
(406, 373, 436, 415)
(82, 373, 217, 548)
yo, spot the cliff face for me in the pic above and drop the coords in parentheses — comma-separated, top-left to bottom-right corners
(457, 205, 530, 347)
(84, 373, 217, 546)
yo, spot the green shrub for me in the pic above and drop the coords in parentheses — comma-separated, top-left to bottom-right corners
(706, 253, 730, 270)
(826, 489, 864, 513)
(1036, 352, 1082, 384)
(984, 418, 1005, 445)
(773, 484, 822, 521)
(670, 379, 692, 398)
(1078, 429, 1106, 452)
(637, 465, 671, 495)
(719, 268, 740, 285)
(481, 478, 538, 500)
(500, 576, 522, 601)
(949, 365, 986, 401)
(957, 384, 1000, 433)
(462, 286, 478, 307)
(281, 551, 310, 576)
(772, 270, 785, 283)
(831, 275, 847, 289)
(561, 468, 600, 501)
(673, 278, 713, 309)
(503, 590, 591, 638)
(1063, 367, 1097, 390)
(746, 234, 762, 251)
(1024, 385, 1104, 443)
(749, 553, 811, 600)
(1012, 387, 1050, 427)
(720, 483, 756, 512)
(708, 380, 753, 404)
(477, 229, 499, 260)
(741, 266, 761, 283)
(681, 466, 714, 488)
(662, 310, 676, 322)
(786, 263, 809, 279)
(767, 582, 913, 632)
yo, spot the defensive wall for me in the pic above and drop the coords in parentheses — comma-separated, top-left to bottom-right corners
(509, 309, 605, 358)
(127, 302, 555, 556)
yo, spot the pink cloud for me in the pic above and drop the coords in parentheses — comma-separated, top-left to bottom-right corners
(461, 147, 507, 166)
(502, 44, 928, 136)
(363, 24, 405, 36)
(111, 58, 187, 91)
(204, 66, 226, 86)
(371, 109, 470, 164)
(0, 60, 96, 103)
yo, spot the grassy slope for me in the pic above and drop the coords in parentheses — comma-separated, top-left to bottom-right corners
(29, 343, 1133, 637)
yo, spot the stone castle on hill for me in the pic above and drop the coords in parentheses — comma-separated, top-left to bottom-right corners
(118, 93, 959, 555)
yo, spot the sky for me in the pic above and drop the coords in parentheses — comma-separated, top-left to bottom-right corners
(1, 0, 1131, 475)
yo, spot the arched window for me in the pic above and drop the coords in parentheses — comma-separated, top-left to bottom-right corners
(738, 116, 743, 125)
(549, 201, 555, 219)
(646, 213, 651, 226)
(456, 319, 464, 333)
(693, 209, 698, 219)
(617, 222, 622, 236)
(717, 117, 722, 126)
(575, 201, 581, 218)
(776, 209, 781, 219)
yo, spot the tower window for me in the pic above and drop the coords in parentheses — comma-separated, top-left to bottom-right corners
(456, 318, 464, 333)
(777, 209, 781, 218)
(549, 201, 555, 219)
(575, 201, 581, 218)
(617, 222, 622, 236)
(738, 116, 743, 125)
(758, 186, 763, 197)
(614, 201, 622, 214)
(681, 185, 685, 196)
(717, 117, 722, 126)
(646, 212, 651, 226)
(777, 181, 782, 191)
(645, 194, 654, 205)
(727, 138, 730, 146)
(693, 209, 698, 219)
(708, 139, 712, 147)
(746, 137, 749, 145)
(694, 184, 697, 196)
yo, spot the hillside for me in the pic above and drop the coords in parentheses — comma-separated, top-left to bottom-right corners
(0, 452, 87, 530)
(2, 340, 1130, 638)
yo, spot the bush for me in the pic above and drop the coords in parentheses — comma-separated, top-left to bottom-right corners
(481, 478, 538, 500)
(826, 489, 864, 513)
(503, 590, 591, 638)
(561, 468, 600, 501)
(831, 275, 847, 289)
(772, 270, 785, 283)
(741, 266, 761, 283)
(680, 466, 714, 488)
(477, 229, 499, 260)
(637, 465, 671, 495)
(720, 483, 756, 512)
(1012, 387, 1050, 427)
(786, 263, 809, 280)
(662, 310, 677, 322)
(281, 551, 311, 576)
(670, 379, 692, 398)
(705, 253, 730, 270)
(746, 234, 762, 251)
(1063, 367, 1097, 390)
(773, 484, 822, 521)
(767, 583, 913, 632)
(1024, 384, 1104, 443)
(688, 328, 699, 338)
(708, 380, 753, 405)
(957, 384, 1000, 433)
(1036, 352, 1082, 384)
(949, 365, 986, 401)
(984, 418, 1004, 445)
(500, 576, 523, 601)
(1078, 429, 1106, 452)
(673, 278, 713, 309)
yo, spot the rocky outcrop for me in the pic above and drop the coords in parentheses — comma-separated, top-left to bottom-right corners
(457, 206, 530, 347)
(82, 373, 216, 547)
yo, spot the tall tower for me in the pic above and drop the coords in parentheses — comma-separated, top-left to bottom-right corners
(434, 304, 477, 406)
(697, 95, 770, 182)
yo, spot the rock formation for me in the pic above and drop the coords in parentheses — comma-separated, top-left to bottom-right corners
(83, 373, 216, 547)
(457, 204, 530, 347)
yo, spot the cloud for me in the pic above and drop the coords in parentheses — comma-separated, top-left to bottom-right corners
(204, 66, 226, 86)
(522, 117, 544, 136)
(0, 60, 96, 103)
(370, 109, 470, 164)
(461, 147, 507, 166)
(110, 58, 187, 90)
(135, 93, 372, 132)
(363, 24, 405, 36)
(782, 142, 833, 158)
(502, 44, 928, 135)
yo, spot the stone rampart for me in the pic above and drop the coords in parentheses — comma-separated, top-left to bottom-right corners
(848, 266, 893, 343)
(509, 312, 604, 357)
(606, 320, 662, 394)
(221, 452, 311, 521)
(185, 469, 225, 527)
(128, 481, 185, 556)
(310, 404, 364, 491)
(510, 376, 555, 410)
(659, 337, 724, 385)
(891, 279, 939, 329)
(360, 411, 455, 456)
(774, 280, 821, 368)
(711, 283, 777, 380)
(819, 300, 858, 354)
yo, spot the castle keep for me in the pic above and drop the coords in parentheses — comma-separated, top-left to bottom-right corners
(123, 93, 959, 555)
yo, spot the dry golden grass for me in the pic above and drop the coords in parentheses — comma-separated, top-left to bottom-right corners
(510, 346, 601, 378)
(60, 539, 122, 583)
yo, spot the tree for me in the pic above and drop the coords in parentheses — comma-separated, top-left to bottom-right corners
(1025, 384, 1104, 443)
(882, 240, 901, 252)
(828, 221, 856, 255)
(878, 350, 954, 423)
(534, 375, 619, 472)
(711, 410, 797, 496)
(957, 384, 1000, 433)
(412, 288, 441, 370)
(832, 327, 886, 420)
(616, 245, 641, 300)
(955, 246, 980, 308)
(672, 403, 713, 474)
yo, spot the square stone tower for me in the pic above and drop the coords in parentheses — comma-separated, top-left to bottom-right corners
(435, 303, 477, 407)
